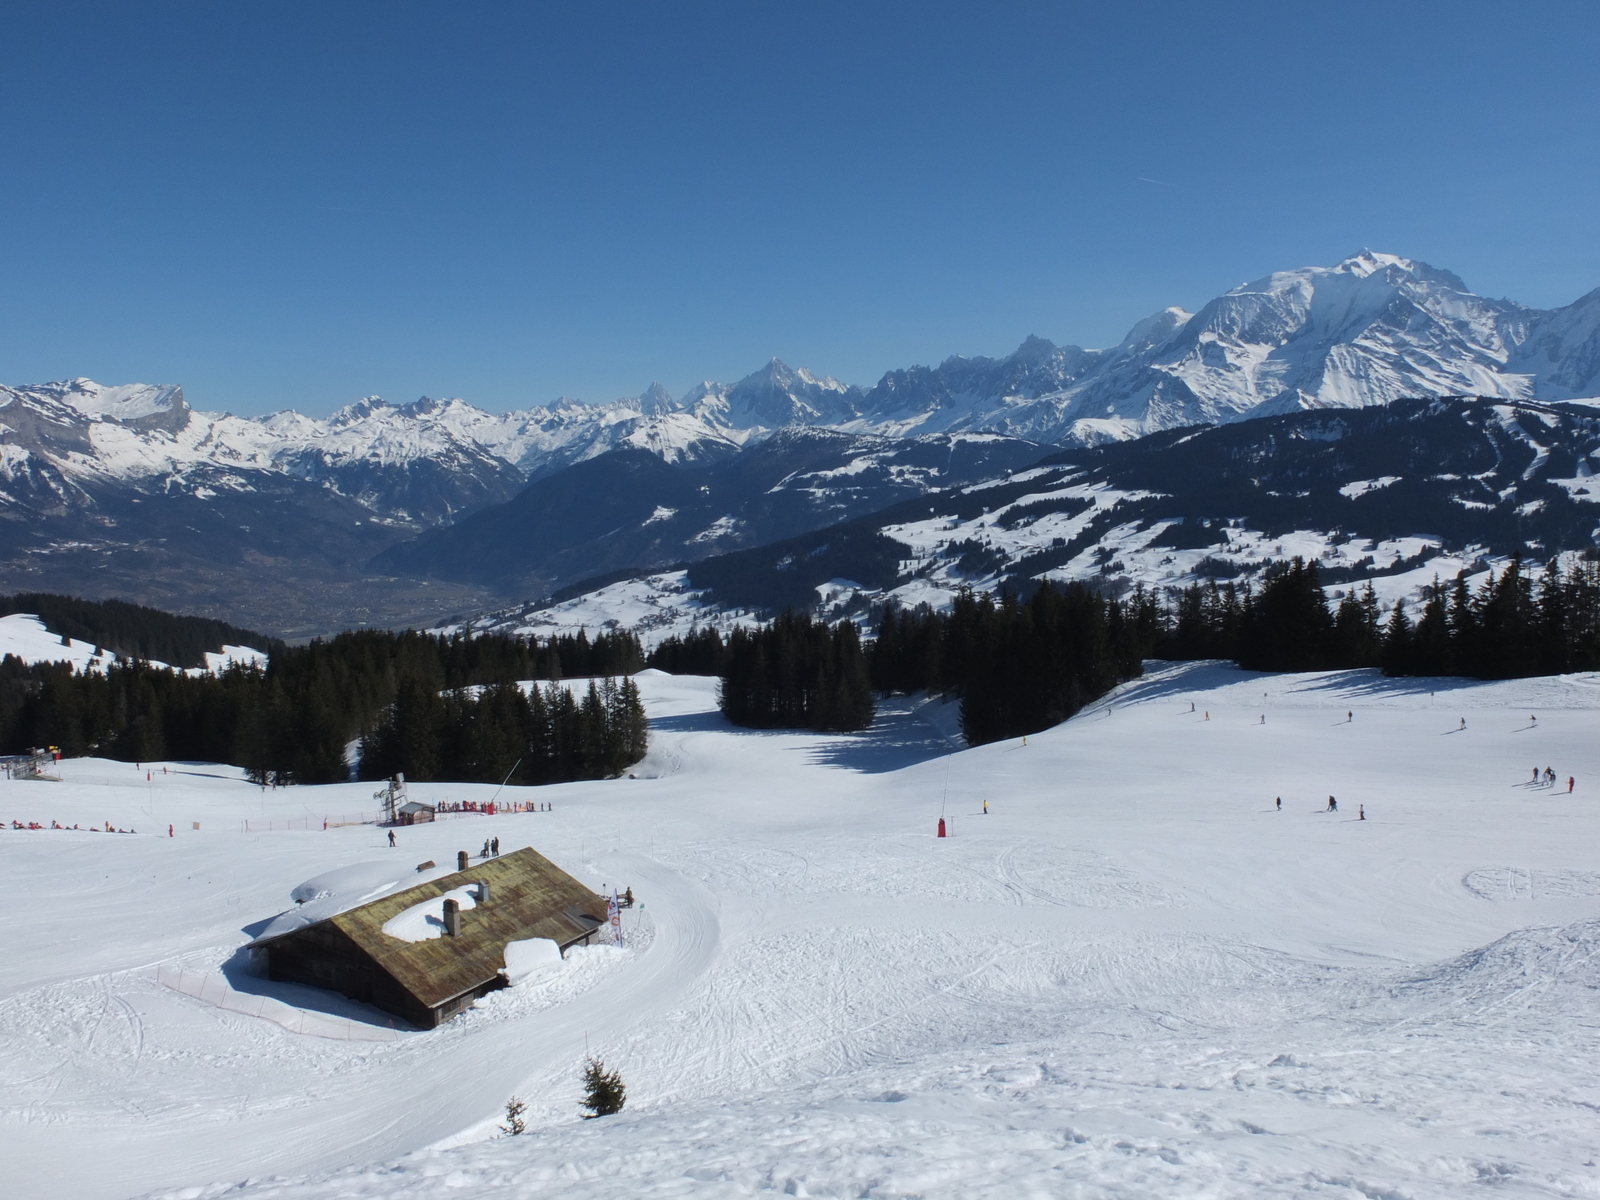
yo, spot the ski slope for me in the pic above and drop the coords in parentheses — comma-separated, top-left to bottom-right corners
(2, 665, 1599, 1200)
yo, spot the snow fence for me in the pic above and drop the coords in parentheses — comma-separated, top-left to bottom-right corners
(156, 965, 401, 1042)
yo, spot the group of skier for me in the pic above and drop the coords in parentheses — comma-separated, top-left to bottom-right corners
(1271, 795, 1361, 819)
(1528, 765, 1576, 793)
(5, 819, 133, 833)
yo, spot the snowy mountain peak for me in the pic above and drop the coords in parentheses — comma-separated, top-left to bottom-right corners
(328, 396, 393, 426)
(1010, 334, 1063, 365)
(636, 382, 679, 415)
(1338, 248, 1412, 278)
(1111, 308, 1192, 357)
(17, 378, 189, 424)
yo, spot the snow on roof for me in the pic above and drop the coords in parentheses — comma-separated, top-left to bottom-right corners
(382, 885, 482, 943)
(260, 860, 451, 941)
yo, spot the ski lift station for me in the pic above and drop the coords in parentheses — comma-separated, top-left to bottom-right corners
(1, 748, 60, 781)
(248, 846, 608, 1028)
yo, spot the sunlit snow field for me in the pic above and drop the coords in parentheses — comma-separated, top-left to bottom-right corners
(2, 663, 1599, 1200)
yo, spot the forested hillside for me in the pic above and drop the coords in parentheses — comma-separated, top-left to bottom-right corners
(662, 554, 1600, 748)
(0, 626, 646, 786)
(1157, 555, 1600, 678)
(0, 592, 280, 667)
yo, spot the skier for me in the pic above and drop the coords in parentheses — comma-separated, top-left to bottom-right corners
(492, 836, 500, 856)
(387, 829, 396, 847)
(1546, 767, 1556, 785)
(481, 838, 491, 858)
(1459, 718, 1466, 730)
(1569, 777, 1576, 794)
(1531, 714, 1537, 725)
(983, 798, 989, 815)
(1205, 711, 1210, 721)
(1190, 702, 1195, 713)
(168, 824, 173, 838)
(1347, 711, 1352, 723)
(1533, 767, 1540, 783)
(1327, 795, 1337, 812)
(1275, 796, 1281, 811)
(1359, 804, 1365, 821)
(1260, 715, 1265, 724)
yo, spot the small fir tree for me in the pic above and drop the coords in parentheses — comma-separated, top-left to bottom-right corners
(499, 1096, 527, 1136)
(580, 1056, 626, 1118)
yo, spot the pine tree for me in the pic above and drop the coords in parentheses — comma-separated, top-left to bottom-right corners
(1380, 600, 1413, 676)
(580, 1056, 626, 1118)
(1412, 578, 1452, 675)
(1236, 558, 1332, 671)
(499, 1096, 527, 1136)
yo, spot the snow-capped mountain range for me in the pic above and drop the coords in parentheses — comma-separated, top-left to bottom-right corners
(4, 250, 1599, 634)
(845, 251, 1600, 444)
(7, 252, 1598, 522)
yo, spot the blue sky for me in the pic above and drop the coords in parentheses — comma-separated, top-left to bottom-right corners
(3, 1, 1598, 416)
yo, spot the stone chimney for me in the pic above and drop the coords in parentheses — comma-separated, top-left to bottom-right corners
(442, 898, 461, 937)
(478, 880, 491, 905)
(457, 850, 468, 871)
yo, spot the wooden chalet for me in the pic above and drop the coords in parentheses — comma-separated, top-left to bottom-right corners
(249, 846, 607, 1028)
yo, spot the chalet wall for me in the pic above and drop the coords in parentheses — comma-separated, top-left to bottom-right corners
(264, 924, 433, 1028)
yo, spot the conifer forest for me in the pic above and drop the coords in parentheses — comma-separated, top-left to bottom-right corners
(2, 555, 1595, 772)
(0, 627, 647, 785)
(655, 555, 1600, 747)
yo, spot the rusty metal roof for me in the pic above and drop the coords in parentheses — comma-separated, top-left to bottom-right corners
(253, 845, 607, 1010)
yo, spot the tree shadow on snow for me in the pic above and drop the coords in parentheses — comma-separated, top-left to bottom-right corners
(1284, 670, 1498, 703)
(804, 701, 957, 775)
(1108, 660, 1265, 706)
(1116, 660, 1512, 709)
(647, 710, 736, 735)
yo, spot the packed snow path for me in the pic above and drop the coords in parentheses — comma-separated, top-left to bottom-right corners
(1, 664, 1599, 1200)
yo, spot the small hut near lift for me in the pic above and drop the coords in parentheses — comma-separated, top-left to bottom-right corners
(249, 846, 607, 1028)
(395, 799, 435, 825)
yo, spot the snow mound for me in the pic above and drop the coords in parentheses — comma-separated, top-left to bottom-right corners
(257, 861, 442, 941)
(289, 861, 412, 907)
(501, 937, 563, 983)
(1391, 919, 1600, 1011)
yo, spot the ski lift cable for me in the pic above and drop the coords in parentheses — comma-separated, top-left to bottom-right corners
(489, 757, 524, 808)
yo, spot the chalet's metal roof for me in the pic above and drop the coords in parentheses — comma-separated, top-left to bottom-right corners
(251, 846, 605, 1010)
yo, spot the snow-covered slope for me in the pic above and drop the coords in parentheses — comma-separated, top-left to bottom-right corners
(3, 666, 1598, 1199)
(0, 612, 266, 675)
